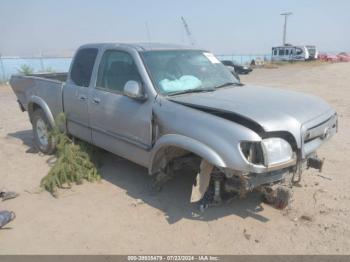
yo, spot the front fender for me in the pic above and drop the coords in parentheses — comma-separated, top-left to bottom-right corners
(148, 134, 227, 174)
(28, 96, 55, 127)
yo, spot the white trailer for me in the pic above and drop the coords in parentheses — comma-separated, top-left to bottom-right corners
(271, 45, 318, 61)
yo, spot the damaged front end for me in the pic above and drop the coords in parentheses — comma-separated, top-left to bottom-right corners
(150, 95, 338, 211)
(150, 129, 335, 212)
(191, 161, 297, 212)
(191, 131, 333, 211)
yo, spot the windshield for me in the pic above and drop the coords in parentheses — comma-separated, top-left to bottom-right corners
(141, 50, 239, 95)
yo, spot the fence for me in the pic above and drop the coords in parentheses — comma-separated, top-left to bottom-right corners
(0, 54, 272, 82)
(0, 57, 72, 82)
(216, 54, 272, 65)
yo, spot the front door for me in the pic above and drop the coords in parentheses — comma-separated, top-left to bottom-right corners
(88, 49, 152, 166)
(63, 48, 98, 142)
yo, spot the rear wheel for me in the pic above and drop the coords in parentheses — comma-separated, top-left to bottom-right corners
(32, 109, 55, 154)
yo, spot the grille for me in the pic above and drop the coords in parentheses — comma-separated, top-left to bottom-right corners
(302, 114, 337, 157)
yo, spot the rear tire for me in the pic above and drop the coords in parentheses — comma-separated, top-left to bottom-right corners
(32, 109, 55, 154)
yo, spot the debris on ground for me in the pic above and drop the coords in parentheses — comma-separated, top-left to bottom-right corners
(313, 189, 327, 204)
(243, 229, 251, 240)
(261, 185, 292, 210)
(0, 190, 19, 201)
(131, 199, 144, 207)
(0, 210, 16, 228)
(317, 174, 332, 181)
(300, 215, 313, 222)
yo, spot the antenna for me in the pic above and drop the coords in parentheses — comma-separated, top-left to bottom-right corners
(181, 16, 196, 46)
(280, 12, 293, 46)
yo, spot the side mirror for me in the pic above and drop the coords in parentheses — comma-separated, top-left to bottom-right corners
(123, 80, 147, 101)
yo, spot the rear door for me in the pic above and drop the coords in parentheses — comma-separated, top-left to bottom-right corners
(63, 48, 98, 142)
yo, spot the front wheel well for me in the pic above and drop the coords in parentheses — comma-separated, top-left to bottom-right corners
(150, 146, 200, 175)
(149, 135, 227, 175)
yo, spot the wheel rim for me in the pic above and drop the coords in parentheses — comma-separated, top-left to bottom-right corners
(36, 118, 49, 148)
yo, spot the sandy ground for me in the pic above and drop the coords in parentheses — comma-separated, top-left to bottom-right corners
(0, 62, 349, 254)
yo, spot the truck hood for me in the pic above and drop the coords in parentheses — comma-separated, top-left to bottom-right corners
(169, 85, 334, 134)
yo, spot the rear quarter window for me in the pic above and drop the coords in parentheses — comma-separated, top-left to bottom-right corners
(70, 48, 98, 87)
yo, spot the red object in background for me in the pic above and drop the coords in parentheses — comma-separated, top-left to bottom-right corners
(318, 53, 327, 61)
(318, 53, 339, 62)
(318, 52, 350, 62)
(337, 52, 350, 62)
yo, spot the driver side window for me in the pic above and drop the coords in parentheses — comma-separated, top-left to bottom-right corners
(96, 50, 141, 93)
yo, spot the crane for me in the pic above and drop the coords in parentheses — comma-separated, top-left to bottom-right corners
(181, 16, 196, 46)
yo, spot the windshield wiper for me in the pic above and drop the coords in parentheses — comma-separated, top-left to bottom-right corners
(214, 82, 243, 89)
(167, 88, 215, 96)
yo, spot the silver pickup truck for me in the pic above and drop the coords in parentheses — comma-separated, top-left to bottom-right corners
(10, 43, 337, 209)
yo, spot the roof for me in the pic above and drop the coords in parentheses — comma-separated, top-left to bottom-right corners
(79, 42, 197, 51)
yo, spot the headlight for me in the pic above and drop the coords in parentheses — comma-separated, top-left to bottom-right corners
(240, 141, 264, 165)
(240, 138, 293, 167)
(243, 66, 248, 69)
(261, 138, 293, 166)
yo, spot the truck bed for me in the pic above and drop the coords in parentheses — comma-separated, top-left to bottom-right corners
(10, 73, 67, 120)
(26, 72, 68, 82)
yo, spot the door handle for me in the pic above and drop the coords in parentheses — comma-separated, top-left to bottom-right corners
(92, 97, 101, 104)
(78, 95, 87, 101)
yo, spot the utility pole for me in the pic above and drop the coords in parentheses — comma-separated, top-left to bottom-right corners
(280, 12, 292, 45)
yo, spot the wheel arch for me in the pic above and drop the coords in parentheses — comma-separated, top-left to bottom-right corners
(148, 134, 227, 175)
(27, 96, 55, 128)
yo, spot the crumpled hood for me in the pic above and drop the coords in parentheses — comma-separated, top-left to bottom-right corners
(169, 85, 334, 133)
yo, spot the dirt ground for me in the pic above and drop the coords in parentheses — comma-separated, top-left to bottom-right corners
(0, 62, 349, 254)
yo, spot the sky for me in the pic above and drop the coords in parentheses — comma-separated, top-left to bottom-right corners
(0, 0, 349, 56)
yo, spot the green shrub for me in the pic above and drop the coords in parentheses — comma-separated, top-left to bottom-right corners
(40, 113, 101, 197)
(17, 64, 34, 75)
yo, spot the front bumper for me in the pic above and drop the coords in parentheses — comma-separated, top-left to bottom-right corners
(246, 168, 290, 190)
